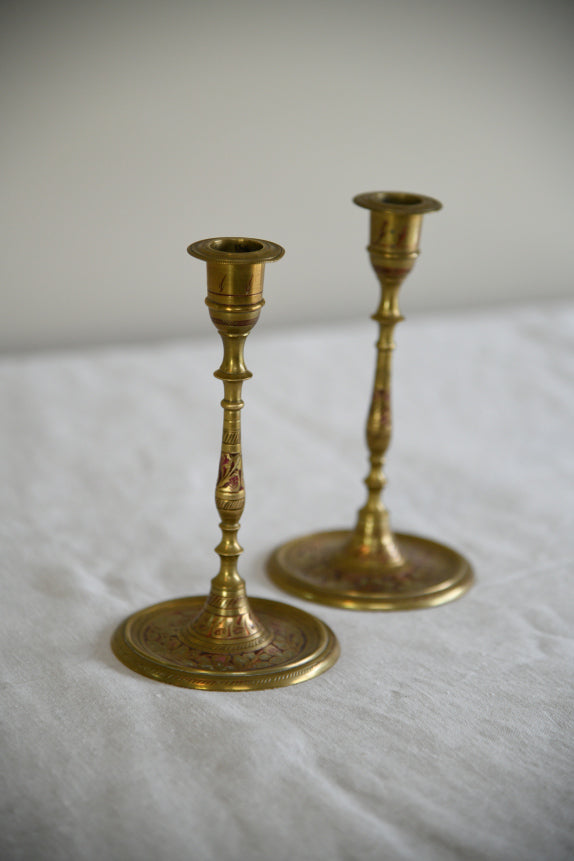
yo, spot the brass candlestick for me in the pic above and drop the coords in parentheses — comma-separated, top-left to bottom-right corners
(268, 193, 474, 610)
(112, 237, 339, 689)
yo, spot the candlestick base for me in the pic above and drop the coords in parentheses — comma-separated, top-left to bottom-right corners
(112, 595, 339, 691)
(268, 530, 473, 610)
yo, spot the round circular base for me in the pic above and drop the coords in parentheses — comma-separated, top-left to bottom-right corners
(267, 530, 473, 610)
(112, 596, 339, 691)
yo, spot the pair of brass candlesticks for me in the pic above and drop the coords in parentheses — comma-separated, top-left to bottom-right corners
(112, 192, 473, 691)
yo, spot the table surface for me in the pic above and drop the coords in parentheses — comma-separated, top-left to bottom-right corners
(1, 303, 573, 861)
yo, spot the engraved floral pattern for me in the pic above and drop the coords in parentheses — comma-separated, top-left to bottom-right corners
(282, 533, 460, 594)
(217, 453, 244, 492)
(135, 607, 310, 673)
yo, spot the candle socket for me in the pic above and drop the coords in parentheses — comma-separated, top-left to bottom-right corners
(267, 193, 474, 610)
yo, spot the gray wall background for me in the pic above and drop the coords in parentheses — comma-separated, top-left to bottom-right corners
(2, 0, 573, 352)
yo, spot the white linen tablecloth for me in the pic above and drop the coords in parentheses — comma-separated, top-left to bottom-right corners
(1, 303, 573, 861)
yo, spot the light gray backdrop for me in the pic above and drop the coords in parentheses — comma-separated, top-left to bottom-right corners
(2, 0, 573, 351)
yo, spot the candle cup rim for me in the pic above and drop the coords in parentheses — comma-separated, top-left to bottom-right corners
(353, 191, 442, 214)
(188, 237, 285, 264)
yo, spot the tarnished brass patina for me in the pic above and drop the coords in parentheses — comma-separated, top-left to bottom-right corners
(112, 237, 339, 689)
(268, 193, 474, 610)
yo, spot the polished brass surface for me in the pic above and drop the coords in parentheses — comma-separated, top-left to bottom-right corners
(268, 532, 472, 611)
(112, 596, 338, 691)
(268, 193, 474, 610)
(112, 237, 339, 689)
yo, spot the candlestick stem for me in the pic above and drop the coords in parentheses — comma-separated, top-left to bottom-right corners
(181, 325, 271, 654)
(347, 281, 405, 566)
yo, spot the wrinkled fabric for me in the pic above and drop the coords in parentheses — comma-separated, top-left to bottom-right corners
(1, 303, 573, 861)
